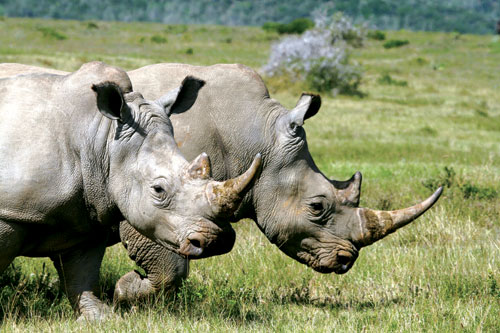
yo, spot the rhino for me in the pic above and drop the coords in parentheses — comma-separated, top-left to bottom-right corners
(0, 62, 261, 320)
(0, 63, 442, 305)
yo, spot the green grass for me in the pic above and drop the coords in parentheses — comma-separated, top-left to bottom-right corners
(0, 17, 499, 331)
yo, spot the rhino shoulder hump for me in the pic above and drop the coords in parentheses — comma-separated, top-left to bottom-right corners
(74, 61, 133, 93)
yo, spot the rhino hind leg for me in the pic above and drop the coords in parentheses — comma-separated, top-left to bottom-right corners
(115, 221, 189, 305)
(51, 240, 109, 321)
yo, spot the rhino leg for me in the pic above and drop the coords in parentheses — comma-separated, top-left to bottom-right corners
(0, 221, 25, 273)
(51, 240, 109, 321)
(114, 221, 189, 305)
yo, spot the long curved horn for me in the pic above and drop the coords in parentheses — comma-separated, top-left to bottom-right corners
(206, 154, 262, 216)
(356, 187, 443, 246)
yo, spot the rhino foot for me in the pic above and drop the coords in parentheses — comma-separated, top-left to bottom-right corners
(113, 270, 156, 305)
(75, 291, 112, 321)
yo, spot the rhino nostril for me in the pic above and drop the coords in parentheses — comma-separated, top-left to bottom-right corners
(190, 238, 202, 249)
(337, 254, 351, 267)
(188, 233, 206, 249)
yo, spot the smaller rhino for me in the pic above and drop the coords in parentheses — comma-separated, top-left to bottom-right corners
(0, 62, 261, 320)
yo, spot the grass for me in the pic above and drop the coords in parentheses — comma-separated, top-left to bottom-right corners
(0, 17, 499, 331)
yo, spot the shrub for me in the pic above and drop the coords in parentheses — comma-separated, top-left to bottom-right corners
(306, 57, 362, 95)
(262, 18, 314, 35)
(278, 18, 314, 34)
(86, 21, 99, 29)
(383, 39, 409, 49)
(36, 26, 67, 40)
(151, 35, 167, 44)
(422, 166, 456, 191)
(165, 24, 188, 34)
(185, 47, 194, 55)
(413, 57, 429, 66)
(262, 21, 281, 33)
(377, 74, 408, 86)
(367, 30, 386, 40)
(262, 13, 365, 95)
(460, 183, 497, 200)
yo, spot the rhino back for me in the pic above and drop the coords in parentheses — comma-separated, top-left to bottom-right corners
(0, 63, 66, 79)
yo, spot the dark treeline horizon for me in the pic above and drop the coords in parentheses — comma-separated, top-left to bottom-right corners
(1, 0, 499, 34)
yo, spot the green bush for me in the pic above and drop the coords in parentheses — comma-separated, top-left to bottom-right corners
(164, 24, 188, 34)
(306, 58, 362, 95)
(377, 74, 408, 86)
(422, 166, 456, 191)
(383, 39, 409, 49)
(262, 18, 314, 35)
(460, 183, 498, 200)
(36, 26, 67, 40)
(279, 18, 314, 34)
(262, 22, 281, 33)
(185, 47, 194, 54)
(151, 35, 167, 43)
(86, 21, 99, 29)
(367, 30, 386, 40)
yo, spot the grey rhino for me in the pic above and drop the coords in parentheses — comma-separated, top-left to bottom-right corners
(0, 62, 261, 319)
(0, 63, 442, 305)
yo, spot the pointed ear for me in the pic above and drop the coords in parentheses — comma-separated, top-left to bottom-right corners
(288, 93, 321, 127)
(92, 82, 125, 121)
(156, 76, 205, 116)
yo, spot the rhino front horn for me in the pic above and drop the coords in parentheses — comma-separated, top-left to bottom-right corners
(357, 187, 443, 246)
(206, 154, 262, 216)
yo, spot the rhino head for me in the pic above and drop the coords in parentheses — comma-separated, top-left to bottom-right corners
(92, 76, 261, 259)
(253, 93, 442, 274)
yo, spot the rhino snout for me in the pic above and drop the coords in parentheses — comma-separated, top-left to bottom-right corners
(332, 249, 358, 274)
(178, 223, 236, 259)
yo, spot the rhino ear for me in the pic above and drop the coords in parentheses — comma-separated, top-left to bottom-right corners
(92, 82, 125, 121)
(288, 93, 321, 127)
(156, 76, 205, 116)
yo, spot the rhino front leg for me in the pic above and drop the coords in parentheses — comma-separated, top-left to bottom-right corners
(114, 221, 189, 305)
(51, 240, 109, 321)
(0, 221, 25, 273)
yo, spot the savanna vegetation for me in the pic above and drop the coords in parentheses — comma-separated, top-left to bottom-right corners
(0, 17, 499, 331)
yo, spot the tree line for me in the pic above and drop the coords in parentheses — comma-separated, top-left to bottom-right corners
(1, 0, 499, 34)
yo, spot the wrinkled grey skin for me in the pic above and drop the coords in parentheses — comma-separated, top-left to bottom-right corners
(0, 62, 261, 319)
(0, 63, 442, 305)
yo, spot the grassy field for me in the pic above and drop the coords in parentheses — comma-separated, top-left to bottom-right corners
(0, 17, 499, 332)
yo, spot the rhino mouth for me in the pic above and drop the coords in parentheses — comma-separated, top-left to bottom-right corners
(297, 238, 359, 274)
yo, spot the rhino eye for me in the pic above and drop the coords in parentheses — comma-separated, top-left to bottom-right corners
(152, 185, 165, 194)
(309, 201, 324, 216)
(150, 179, 173, 207)
(311, 202, 323, 211)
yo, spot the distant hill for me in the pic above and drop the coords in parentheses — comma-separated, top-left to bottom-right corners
(1, 0, 499, 34)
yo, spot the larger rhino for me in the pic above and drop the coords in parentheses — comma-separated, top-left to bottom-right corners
(0, 62, 261, 319)
(0, 63, 442, 304)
